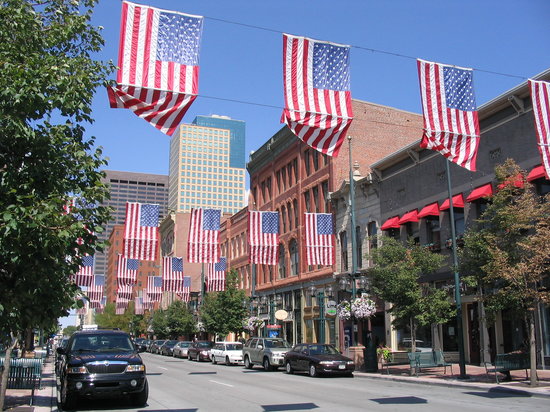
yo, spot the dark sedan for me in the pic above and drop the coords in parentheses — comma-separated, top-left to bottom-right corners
(159, 340, 179, 356)
(187, 341, 214, 362)
(148, 340, 167, 354)
(284, 344, 355, 377)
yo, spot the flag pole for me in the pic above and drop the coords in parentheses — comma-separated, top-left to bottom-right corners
(445, 159, 468, 379)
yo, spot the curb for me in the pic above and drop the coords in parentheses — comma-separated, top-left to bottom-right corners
(352, 371, 550, 399)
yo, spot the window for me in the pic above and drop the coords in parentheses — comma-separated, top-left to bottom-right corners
(281, 167, 287, 191)
(278, 245, 286, 279)
(293, 159, 298, 184)
(304, 191, 311, 213)
(293, 199, 299, 228)
(340, 231, 348, 272)
(290, 239, 299, 276)
(304, 150, 311, 175)
(287, 202, 293, 230)
(356, 226, 363, 268)
(312, 186, 320, 213)
(321, 181, 329, 212)
(367, 222, 378, 251)
(312, 151, 319, 171)
(453, 208, 465, 235)
(281, 206, 286, 233)
(426, 216, 441, 251)
(276, 170, 281, 194)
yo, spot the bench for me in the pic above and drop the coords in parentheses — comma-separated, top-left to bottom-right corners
(484, 353, 530, 383)
(381, 351, 410, 374)
(408, 351, 453, 377)
(0, 358, 43, 405)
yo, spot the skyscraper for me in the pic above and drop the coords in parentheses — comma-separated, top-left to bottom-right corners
(96, 170, 169, 277)
(168, 115, 246, 214)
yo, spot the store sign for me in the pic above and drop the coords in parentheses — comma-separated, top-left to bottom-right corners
(326, 300, 337, 317)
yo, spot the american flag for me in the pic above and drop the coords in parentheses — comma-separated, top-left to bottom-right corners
(417, 59, 480, 171)
(134, 297, 144, 315)
(147, 276, 163, 302)
(305, 213, 335, 266)
(248, 211, 279, 265)
(207, 257, 226, 292)
(117, 254, 139, 285)
(529, 79, 550, 180)
(123, 202, 159, 261)
(108, 1, 203, 135)
(87, 275, 105, 302)
(281, 33, 354, 157)
(74, 255, 94, 287)
(187, 208, 221, 263)
(163, 256, 185, 294)
(89, 297, 105, 311)
(117, 283, 134, 301)
(142, 289, 154, 310)
(179, 276, 191, 302)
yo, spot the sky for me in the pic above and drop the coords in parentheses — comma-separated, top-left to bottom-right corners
(85, 0, 550, 179)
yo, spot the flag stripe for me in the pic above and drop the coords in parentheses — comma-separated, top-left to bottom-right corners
(305, 213, 334, 266)
(530, 79, 550, 180)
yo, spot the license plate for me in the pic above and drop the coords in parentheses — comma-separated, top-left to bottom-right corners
(338, 364, 346, 370)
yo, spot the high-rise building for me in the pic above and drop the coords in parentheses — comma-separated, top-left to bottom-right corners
(96, 170, 169, 277)
(168, 115, 246, 215)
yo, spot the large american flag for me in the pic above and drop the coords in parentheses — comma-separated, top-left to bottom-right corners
(142, 289, 154, 310)
(134, 297, 144, 315)
(74, 255, 94, 287)
(248, 211, 279, 265)
(108, 1, 203, 135)
(417, 59, 480, 171)
(180, 276, 191, 302)
(163, 256, 184, 294)
(305, 213, 335, 266)
(207, 257, 226, 292)
(281, 33, 353, 157)
(187, 208, 221, 263)
(147, 276, 163, 302)
(115, 295, 129, 315)
(529, 79, 550, 180)
(117, 254, 139, 285)
(87, 275, 105, 302)
(123, 202, 159, 261)
(117, 282, 134, 301)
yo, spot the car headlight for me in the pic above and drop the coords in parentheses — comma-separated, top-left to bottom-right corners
(68, 366, 87, 374)
(200, 350, 208, 355)
(319, 361, 333, 365)
(346, 361, 355, 365)
(125, 364, 145, 372)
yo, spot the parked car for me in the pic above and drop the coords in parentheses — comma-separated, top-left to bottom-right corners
(173, 341, 192, 358)
(159, 340, 179, 356)
(187, 341, 214, 362)
(400, 339, 432, 352)
(55, 329, 148, 409)
(243, 337, 291, 371)
(284, 343, 355, 377)
(210, 342, 243, 365)
(148, 340, 167, 354)
(135, 339, 150, 352)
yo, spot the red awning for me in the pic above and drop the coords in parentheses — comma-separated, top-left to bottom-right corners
(527, 165, 548, 182)
(417, 202, 440, 218)
(380, 216, 400, 230)
(440, 194, 464, 211)
(497, 173, 524, 190)
(398, 210, 419, 225)
(466, 183, 493, 202)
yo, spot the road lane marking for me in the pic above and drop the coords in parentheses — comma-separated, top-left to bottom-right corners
(158, 367, 168, 370)
(209, 380, 234, 387)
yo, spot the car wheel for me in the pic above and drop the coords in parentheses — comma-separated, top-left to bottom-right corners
(196, 353, 201, 362)
(60, 381, 78, 410)
(130, 379, 148, 407)
(212, 355, 217, 364)
(226, 356, 231, 365)
(285, 361, 293, 374)
(244, 356, 253, 369)
(263, 357, 272, 371)
(308, 363, 317, 378)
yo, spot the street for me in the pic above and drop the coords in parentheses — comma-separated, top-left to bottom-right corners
(69, 353, 549, 411)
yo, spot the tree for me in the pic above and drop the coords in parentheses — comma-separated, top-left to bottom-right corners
(460, 159, 550, 386)
(200, 270, 248, 339)
(150, 309, 169, 339)
(62, 325, 78, 337)
(0, 1, 114, 408)
(368, 237, 454, 352)
(165, 300, 195, 339)
(95, 303, 135, 333)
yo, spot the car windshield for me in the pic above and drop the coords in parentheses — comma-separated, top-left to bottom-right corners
(70, 335, 134, 353)
(226, 344, 242, 350)
(309, 345, 339, 355)
(178, 342, 190, 348)
(264, 339, 291, 349)
(197, 342, 213, 348)
(165, 341, 178, 347)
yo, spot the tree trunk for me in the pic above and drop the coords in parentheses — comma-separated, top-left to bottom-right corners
(410, 317, 417, 353)
(529, 312, 538, 386)
(0, 334, 19, 411)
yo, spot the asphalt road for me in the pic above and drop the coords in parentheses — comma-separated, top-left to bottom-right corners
(73, 352, 549, 412)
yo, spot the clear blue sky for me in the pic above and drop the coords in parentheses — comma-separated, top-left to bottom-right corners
(87, 0, 550, 177)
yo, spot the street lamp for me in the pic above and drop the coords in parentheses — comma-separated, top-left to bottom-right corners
(309, 285, 334, 344)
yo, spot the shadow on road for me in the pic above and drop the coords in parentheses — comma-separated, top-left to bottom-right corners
(370, 396, 428, 404)
(261, 403, 318, 411)
(463, 388, 532, 399)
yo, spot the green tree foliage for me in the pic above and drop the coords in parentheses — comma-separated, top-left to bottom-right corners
(0, 1, 114, 407)
(165, 300, 195, 339)
(62, 325, 78, 337)
(368, 237, 454, 352)
(200, 270, 248, 339)
(150, 308, 169, 339)
(460, 159, 550, 386)
(95, 302, 134, 332)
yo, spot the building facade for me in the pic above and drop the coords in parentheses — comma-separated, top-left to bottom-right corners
(168, 116, 246, 215)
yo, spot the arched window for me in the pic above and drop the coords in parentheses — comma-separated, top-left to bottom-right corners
(281, 205, 287, 233)
(290, 239, 299, 276)
(278, 244, 286, 279)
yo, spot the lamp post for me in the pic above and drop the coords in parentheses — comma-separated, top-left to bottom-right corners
(309, 285, 334, 344)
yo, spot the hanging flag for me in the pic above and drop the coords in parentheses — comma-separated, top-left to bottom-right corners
(417, 59, 480, 171)
(123, 202, 160, 261)
(529, 79, 550, 179)
(147, 276, 163, 302)
(74, 255, 94, 287)
(305, 213, 335, 266)
(163, 256, 185, 294)
(87, 275, 105, 302)
(107, 1, 204, 135)
(248, 211, 279, 265)
(187, 208, 221, 263)
(117, 254, 139, 285)
(142, 289, 154, 310)
(207, 257, 226, 292)
(135, 297, 144, 315)
(117, 283, 134, 301)
(281, 33, 353, 157)
(180, 276, 191, 302)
